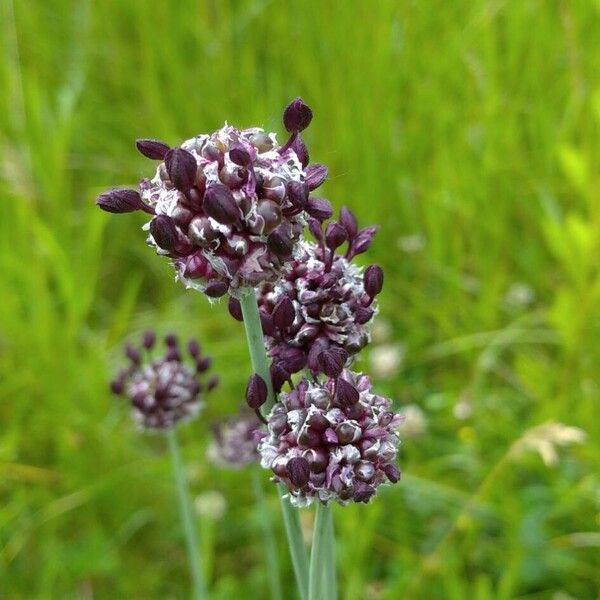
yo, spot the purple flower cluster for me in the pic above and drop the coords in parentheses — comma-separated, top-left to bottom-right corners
(97, 99, 330, 298)
(207, 410, 263, 469)
(110, 332, 218, 430)
(257, 370, 402, 506)
(230, 208, 383, 386)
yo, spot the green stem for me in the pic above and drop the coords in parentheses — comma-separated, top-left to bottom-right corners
(167, 429, 207, 600)
(323, 508, 337, 600)
(239, 289, 309, 600)
(252, 469, 283, 600)
(308, 503, 330, 600)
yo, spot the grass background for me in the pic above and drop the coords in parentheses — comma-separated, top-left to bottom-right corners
(1, 0, 599, 598)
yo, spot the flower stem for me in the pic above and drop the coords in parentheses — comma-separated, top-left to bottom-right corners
(239, 289, 309, 600)
(323, 507, 337, 600)
(167, 429, 207, 600)
(308, 502, 330, 600)
(252, 469, 283, 600)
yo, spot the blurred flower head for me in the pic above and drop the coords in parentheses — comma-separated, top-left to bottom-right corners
(194, 490, 227, 520)
(513, 421, 586, 467)
(258, 369, 402, 506)
(97, 99, 331, 298)
(399, 404, 427, 438)
(110, 331, 218, 430)
(370, 343, 405, 379)
(207, 410, 263, 469)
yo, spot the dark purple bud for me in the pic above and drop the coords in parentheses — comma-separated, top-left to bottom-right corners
(136, 138, 170, 160)
(110, 374, 125, 395)
(305, 164, 328, 191)
(260, 311, 275, 336)
(290, 135, 309, 167)
(229, 143, 252, 167)
(272, 296, 295, 329)
(203, 183, 239, 225)
(270, 362, 289, 392)
(196, 356, 212, 373)
(228, 297, 243, 321)
(307, 338, 329, 373)
(286, 456, 310, 487)
(187, 339, 200, 357)
(286, 181, 309, 210)
(308, 217, 324, 242)
(96, 188, 143, 214)
(165, 333, 178, 347)
(246, 373, 268, 409)
(306, 197, 333, 222)
(355, 306, 375, 325)
(283, 97, 313, 133)
(165, 147, 197, 192)
(267, 225, 294, 257)
(166, 347, 182, 362)
(339, 206, 358, 238)
(325, 222, 347, 250)
(383, 463, 401, 483)
(277, 347, 307, 374)
(336, 378, 359, 406)
(126, 344, 140, 364)
(354, 482, 376, 503)
(150, 215, 178, 252)
(349, 226, 378, 257)
(317, 347, 348, 378)
(364, 265, 384, 298)
(336, 421, 361, 444)
(207, 375, 219, 391)
(143, 330, 156, 349)
(204, 279, 229, 298)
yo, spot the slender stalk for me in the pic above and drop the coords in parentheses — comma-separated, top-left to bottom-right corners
(323, 508, 337, 600)
(308, 503, 330, 600)
(239, 289, 309, 600)
(167, 429, 207, 600)
(252, 469, 283, 600)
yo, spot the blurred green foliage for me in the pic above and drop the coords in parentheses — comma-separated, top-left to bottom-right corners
(1, 0, 599, 598)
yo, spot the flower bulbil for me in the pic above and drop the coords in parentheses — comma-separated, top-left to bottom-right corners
(110, 332, 217, 430)
(96, 99, 329, 298)
(258, 369, 402, 506)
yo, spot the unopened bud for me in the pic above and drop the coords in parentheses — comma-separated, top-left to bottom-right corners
(165, 147, 197, 192)
(203, 184, 239, 225)
(150, 215, 178, 252)
(283, 98, 313, 133)
(136, 138, 170, 160)
(246, 373, 268, 409)
(96, 188, 143, 214)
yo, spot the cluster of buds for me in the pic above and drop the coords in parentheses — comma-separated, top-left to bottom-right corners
(230, 208, 383, 386)
(110, 331, 218, 430)
(207, 410, 263, 469)
(97, 99, 331, 298)
(257, 370, 402, 506)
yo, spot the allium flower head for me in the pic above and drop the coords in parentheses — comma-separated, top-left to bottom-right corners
(208, 410, 264, 469)
(250, 208, 382, 383)
(97, 99, 330, 298)
(258, 369, 402, 506)
(110, 332, 218, 430)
